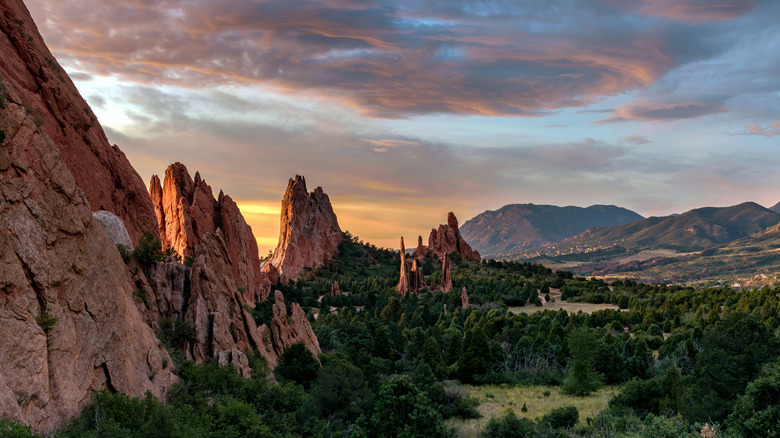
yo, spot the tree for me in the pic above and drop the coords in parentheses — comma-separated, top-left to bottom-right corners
(728, 361, 780, 437)
(371, 325, 394, 360)
(484, 410, 537, 438)
(683, 313, 780, 422)
(359, 376, 449, 438)
(421, 336, 446, 378)
(457, 326, 493, 383)
(310, 359, 371, 422)
(562, 328, 602, 396)
(275, 342, 320, 389)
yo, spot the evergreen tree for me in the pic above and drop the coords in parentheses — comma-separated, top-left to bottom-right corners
(457, 326, 493, 383)
(371, 325, 394, 360)
(562, 328, 602, 396)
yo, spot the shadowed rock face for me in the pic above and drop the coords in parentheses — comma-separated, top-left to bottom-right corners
(0, 0, 158, 244)
(150, 163, 267, 303)
(263, 175, 342, 284)
(442, 253, 453, 292)
(0, 43, 175, 434)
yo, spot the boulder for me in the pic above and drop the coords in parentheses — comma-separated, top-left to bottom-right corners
(92, 210, 134, 250)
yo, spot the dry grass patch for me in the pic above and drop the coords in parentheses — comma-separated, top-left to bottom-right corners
(509, 301, 619, 315)
(447, 383, 617, 438)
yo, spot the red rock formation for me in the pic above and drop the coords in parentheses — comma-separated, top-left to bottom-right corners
(427, 212, 481, 262)
(150, 163, 267, 303)
(397, 237, 411, 295)
(260, 290, 322, 368)
(0, 67, 175, 432)
(410, 258, 426, 293)
(411, 235, 428, 259)
(331, 281, 341, 298)
(0, 1, 157, 244)
(461, 287, 469, 308)
(442, 253, 454, 292)
(263, 175, 343, 283)
(398, 237, 427, 295)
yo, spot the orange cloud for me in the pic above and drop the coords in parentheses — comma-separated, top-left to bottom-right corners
(745, 121, 780, 138)
(596, 101, 728, 123)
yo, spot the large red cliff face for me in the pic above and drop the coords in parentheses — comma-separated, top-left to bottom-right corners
(263, 175, 343, 284)
(0, 5, 176, 431)
(150, 163, 267, 303)
(0, 0, 158, 244)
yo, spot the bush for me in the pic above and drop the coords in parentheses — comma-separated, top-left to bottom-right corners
(541, 405, 579, 429)
(0, 419, 40, 438)
(275, 342, 320, 389)
(36, 310, 58, 333)
(133, 232, 165, 265)
(484, 410, 537, 438)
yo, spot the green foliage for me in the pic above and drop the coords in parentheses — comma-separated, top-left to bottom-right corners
(728, 361, 780, 437)
(358, 376, 449, 438)
(275, 342, 320, 389)
(371, 325, 394, 360)
(160, 316, 195, 350)
(35, 310, 58, 333)
(457, 326, 493, 383)
(309, 358, 371, 423)
(541, 405, 579, 429)
(562, 328, 602, 396)
(0, 419, 40, 438)
(484, 410, 537, 438)
(184, 256, 195, 268)
(133, 232, 166, 265)
(132, 288, 147, 303)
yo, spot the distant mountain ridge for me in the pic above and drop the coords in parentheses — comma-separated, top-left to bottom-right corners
(555, 202, 780, 253)
(460, 203, 644, 255)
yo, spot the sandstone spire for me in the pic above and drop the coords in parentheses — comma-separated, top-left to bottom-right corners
(442, 252, 454, 292)
(461, 287, 469, 308)
(427, 212, 481, 262)
(397, 237, 411, 295)
(262, 175, 343, 284)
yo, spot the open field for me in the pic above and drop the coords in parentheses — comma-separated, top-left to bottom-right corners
(509, 301, 619, 315)
(447, 384, 617, 437)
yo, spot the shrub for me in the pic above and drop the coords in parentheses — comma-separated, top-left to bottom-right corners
(541, 405, 579, 429)
(484, 410, 537, 438)
(36, 310, 58, 333)
(133, 232, 165, 265)
(116, 244, 131, 263)
(275, 342, 320, 389)
(0, 419, 40, 438)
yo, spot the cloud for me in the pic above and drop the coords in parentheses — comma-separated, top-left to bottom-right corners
(623, 135, 651, 144)
(595, 101, 728, 123)
(639, 0, 758, 22)
(745, 121, 780, 137)
(26, 0, 691, 118)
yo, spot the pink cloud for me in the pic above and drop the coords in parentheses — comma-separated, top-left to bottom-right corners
(596, 101, 728, 123)
(640, 0, 758, 22)
(746, 121, 780, 137)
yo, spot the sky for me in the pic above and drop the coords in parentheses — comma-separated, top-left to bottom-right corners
(26, 0, 780, 253)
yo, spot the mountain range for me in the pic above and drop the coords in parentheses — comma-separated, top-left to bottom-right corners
(460, 203, 644, 256)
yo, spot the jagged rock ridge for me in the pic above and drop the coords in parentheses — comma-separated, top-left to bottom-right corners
(150, 163, 267, 303)
(263, 175, 343, 283)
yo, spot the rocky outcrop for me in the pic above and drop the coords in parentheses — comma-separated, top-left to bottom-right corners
(411, 235, 427, 259)
(0, 1, 157, 244)
(461, 287, 469, 308)
(260, 290, 321, 368)
(0, 70, 175, 432)
(428, 212, 481, 262)
(150, 163, 267, 303)
(331, 281, 341, 298)
(442, 253, 453, 292)
(262, 175, 342, 284)
(398, 237, 426, 295)
(92, 210, 134, 250)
